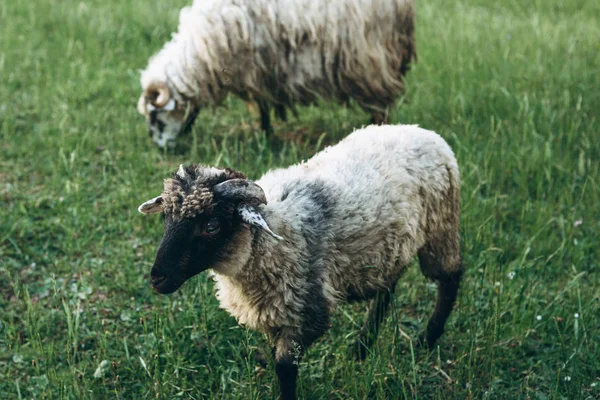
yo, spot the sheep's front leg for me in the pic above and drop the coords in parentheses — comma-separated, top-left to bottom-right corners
(274, 336, 302, 400)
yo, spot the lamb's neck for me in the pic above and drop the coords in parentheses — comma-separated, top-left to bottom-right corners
(238, 212, 307, 283)
(211, 214, 310, 332)
(210, 206, 304, 280)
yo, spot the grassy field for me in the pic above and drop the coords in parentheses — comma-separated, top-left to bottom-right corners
(1, 0, 599, 398)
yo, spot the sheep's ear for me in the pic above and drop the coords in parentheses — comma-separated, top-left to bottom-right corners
(145, 98, 176, 113)
(137, 95, 147, 115)
(162, 98, 176, 111)
(138, 196, 164, 214)
(238, 204, 283, 240)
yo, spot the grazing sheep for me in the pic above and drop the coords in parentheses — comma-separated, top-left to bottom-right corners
(137, 0, 416, 148)
(138, 124, 462, 399)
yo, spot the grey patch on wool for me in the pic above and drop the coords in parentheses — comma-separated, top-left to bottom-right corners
(284, 180, 337, 341)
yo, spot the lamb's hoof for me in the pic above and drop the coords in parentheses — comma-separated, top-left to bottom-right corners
(352, 339, 368, 362)
(416, 332, 431, 349)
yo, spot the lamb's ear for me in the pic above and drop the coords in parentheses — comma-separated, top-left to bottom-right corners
(138, 196, 164, 214)
(238, 204, 283, 240)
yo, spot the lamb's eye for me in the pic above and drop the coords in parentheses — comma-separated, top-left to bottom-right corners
(204, 218, 220, 235)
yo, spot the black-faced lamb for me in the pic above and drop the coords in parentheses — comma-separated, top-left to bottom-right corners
(137, 0, 416, 148)
(138, 124, 462, 399)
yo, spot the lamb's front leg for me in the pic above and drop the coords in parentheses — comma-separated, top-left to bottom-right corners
(273, 320, 328, 400)
(271, 279, 331, 399)
(274, 334, 302, 400)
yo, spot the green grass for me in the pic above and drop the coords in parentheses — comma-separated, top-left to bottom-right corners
(1, 0, 599, 398)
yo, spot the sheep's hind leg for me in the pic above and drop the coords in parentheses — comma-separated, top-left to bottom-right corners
(417, 243, 463, 348)
(257, 99, 273, 135)
(353, 284, 396, 361)
(370, 107, 389, 125)
(274, 103, 287, 122)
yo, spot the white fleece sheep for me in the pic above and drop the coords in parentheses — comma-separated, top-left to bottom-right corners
(137, 0, 416, 147)
(138, 124, 462, 399)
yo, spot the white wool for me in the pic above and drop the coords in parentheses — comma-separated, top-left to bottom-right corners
(141, 0, 416, 113)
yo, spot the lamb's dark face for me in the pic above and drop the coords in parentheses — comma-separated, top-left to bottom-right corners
(150, 210, 235, 294)
(138, 164, 283, 294)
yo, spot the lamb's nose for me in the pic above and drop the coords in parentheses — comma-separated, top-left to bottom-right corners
(150, 274, 166, 286)
(150, 266, 167, 286)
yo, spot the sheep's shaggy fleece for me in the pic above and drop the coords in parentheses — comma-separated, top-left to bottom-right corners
(208, 125, 461, 333)
(140, 0, 416, 120)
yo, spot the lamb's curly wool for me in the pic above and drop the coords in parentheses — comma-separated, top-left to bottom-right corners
(139, 0, 416, 146)
(160, 166, 245, 219)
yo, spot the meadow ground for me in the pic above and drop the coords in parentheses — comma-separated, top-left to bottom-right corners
(1, 0, 599, 398)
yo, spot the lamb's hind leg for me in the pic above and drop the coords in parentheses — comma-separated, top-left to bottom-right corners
(353, 284, 396, 361)
(418, 241, 463, 348)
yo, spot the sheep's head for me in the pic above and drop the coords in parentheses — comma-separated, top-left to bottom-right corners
(138, 164, 282, 294)
(137, 82, 199, 149)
